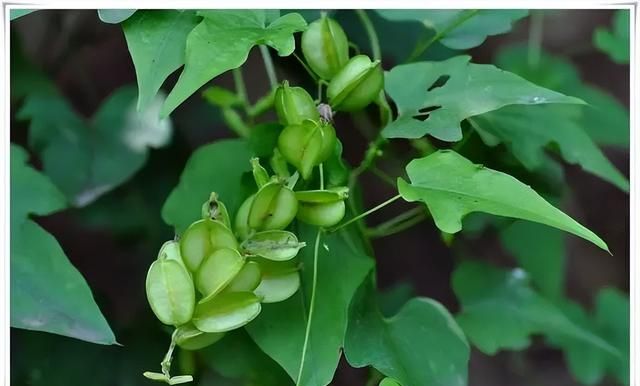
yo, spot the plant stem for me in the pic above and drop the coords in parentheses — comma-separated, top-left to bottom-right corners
(161, 329, 179, 377)
(406, 10, 479, 62)
(293, 52, 318, 83)
(232, 68, 249, 112)
(368, 211, 427, 238)
(349, 135, 387, 191)
(355, 10, 381, 61)
(319, 163, 325, 190)
(371, 206, 423, 233)
(295, 229, 323, 386)
(259, 45, 278, 89)
(369, 166, 397, 188)
(527, 10, 545, 69)
(329, 194, 402, 233)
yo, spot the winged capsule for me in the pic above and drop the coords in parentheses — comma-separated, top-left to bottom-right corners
(301, 16, 349, 80)
(192, 291, 262, 333)
(327, 55, 384, 112)
(274, 81, 320, 125)
(180, 219, 238, 273)
(250, 157, 270, 188)
(200, 192, 231, 229)
(175, 323, 225, 351)
(248, 182, 298, 231)
(145, 242, 196, 326)
(235, 194, 255, 241)
(295, 187, 349, 227)
(196, 247, 246, 303)
(241, 230, 306, 261)
(253, 257, 301, 303)
(277, 119, 336, 180)
(222, 261, 262, 293)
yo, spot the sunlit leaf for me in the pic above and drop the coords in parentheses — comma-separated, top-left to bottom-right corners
(382, 56, 583, 141)
(246, 226, 374, 386)
(123, 10, 200, 110)
(397, 150, 608, 251)
(161, 10, 306, 116)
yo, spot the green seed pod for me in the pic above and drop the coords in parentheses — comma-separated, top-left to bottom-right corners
(175, 323, 225, 351)
(277, 119, 336, 180)
(180, 219, 238, 272)
(327, 55, 384, 112)
(200, 192, 231, 228)
(270, 148, 291, 178)
(250, 157, 270, 188)
(301, 17, 349, 80)
(297, 200, 346, 228)
(274, 81, 319, 126)
(196, 248, 246, 302)
(146, 256, 195, 326)
(223, 261, 262, 292)
(192, 292, 262, 333)
(248, 182, 298, 231)
(242, 230, 306, 261)
(253, 257, 301, 303)
(234, 194, 254, 241)
(295, 187, 349, 203)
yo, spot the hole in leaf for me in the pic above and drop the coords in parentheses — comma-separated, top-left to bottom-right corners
(427, 75, 450, 92)
(412, 105, 442, 121)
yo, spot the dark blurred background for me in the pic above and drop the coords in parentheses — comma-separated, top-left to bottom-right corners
(10, 9, 629, 386)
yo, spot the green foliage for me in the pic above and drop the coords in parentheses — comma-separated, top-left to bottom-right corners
(246, 226, 374, 386)
(550, 289, 630, 385)
(123, 10, 201, 110)
(397, 150, 608, 250)
(17, 85, 172, 207)
(161, 10, 307, 116)
(594, 10, 630, 64)
(494, 44, 629, 147)
(382, 56, 583, 141)
(97, 9, 137, 23)
(345, 278, 469, 386)
(10, 8, 630, 386)
(500, 221, 565, 299)
(201, 329, 293, 385)
(376, 10, 527, 50)
(10, 145, 115, 345)
(470, 105, 629, 191)
(452, 261, 617, 356)
(162, 139, 254, 234)
(10, 9, 36, 20)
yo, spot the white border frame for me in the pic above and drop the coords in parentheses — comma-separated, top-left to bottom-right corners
(0, 1, 637, 384)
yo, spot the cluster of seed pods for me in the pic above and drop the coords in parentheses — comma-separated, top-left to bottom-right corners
(143, 14, 383, 385)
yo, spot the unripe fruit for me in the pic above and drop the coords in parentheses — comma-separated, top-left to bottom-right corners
(248, 182, 298, 231)
(295, 187, 349, 227)
(302, 17, 349, 80)
(327, 55, 384, 112)
(180, 219, 238, 273)
(235, 194, 254, 241)
(192, 292, 262, 333)
(196, 247, 246, 302)
(274, 81, 319, 125)
(175, 323, 225, 351)
(146, 245, 196, 326)
(277, 119, 336, 180)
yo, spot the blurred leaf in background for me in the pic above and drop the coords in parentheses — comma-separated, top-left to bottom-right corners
(17, 83, 173, 207)
(10, 145, 116, 345)
(593, 10, 630, 64)
(494, 44, 629, 147)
